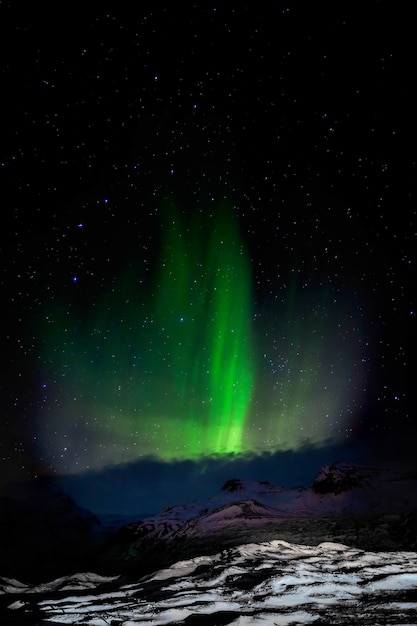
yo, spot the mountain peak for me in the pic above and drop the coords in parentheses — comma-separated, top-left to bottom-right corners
(311, 462, 379, 495)
(220, 478, 284, 494)
(221, 478, 244, 493)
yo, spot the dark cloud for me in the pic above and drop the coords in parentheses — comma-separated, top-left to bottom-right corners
(52, 440, 373, 515)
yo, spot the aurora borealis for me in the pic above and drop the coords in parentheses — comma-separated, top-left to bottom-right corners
(36, 200, 365, 473)
(150, 202, 254, 458)
(2, 4, 416, 514)
(37, 201, 254, 468)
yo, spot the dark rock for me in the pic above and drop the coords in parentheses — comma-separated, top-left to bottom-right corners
(221, 479, 244, 493)
(311, 462, 375, 495)
(0, 484, 101, 582)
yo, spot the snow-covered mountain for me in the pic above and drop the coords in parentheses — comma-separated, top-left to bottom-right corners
(1, 462, 417, 624)
(97, 462, 417, 578)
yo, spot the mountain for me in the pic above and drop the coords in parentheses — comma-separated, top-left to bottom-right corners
(97, 463, 417, 578)
(0, 479, 101, 582)
(1, 462, 417, 624)
(2, 462, 417, 585)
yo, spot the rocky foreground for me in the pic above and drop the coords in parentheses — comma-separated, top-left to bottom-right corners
(3, 540, 417, 625)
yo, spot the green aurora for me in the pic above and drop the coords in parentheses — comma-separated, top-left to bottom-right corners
(36, 202, 365, 472)
(38, 203, 255, 468)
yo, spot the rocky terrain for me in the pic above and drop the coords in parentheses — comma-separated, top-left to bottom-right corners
(1, 462, 417, 624)
(3, 540, 417, 625)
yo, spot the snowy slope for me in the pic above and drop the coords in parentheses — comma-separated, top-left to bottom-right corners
(3, 540, 417, 625)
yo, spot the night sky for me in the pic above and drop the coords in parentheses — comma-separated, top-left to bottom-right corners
(1, 2, 416, 514)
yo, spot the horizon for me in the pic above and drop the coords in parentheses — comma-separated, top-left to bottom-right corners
(3, 436, 414, 516)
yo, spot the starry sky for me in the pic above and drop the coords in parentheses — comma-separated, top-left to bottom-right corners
(1, 2, 416, 514)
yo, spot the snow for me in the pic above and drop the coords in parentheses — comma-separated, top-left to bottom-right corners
(98, 465, 417, 538)
(102, 465, 417, 553)
(3, 464, 417, 624)
(2, 539, 415, 625)
(0, 571, 118, 596)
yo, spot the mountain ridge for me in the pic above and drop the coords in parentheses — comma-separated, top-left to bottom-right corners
(96, 462, 417, 577)
(2, 461, 417, 583)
